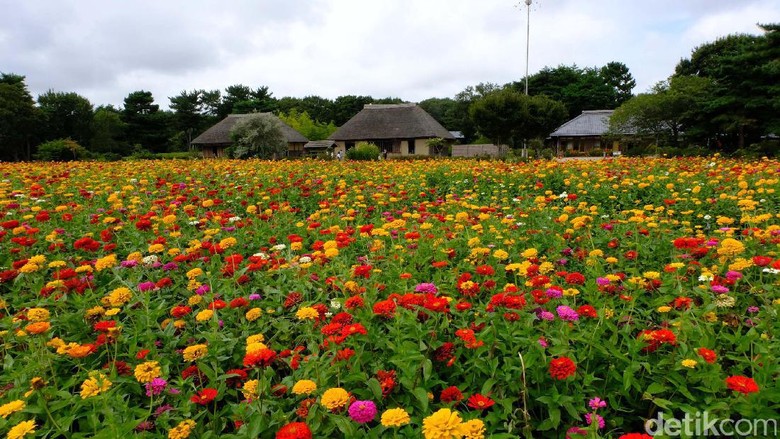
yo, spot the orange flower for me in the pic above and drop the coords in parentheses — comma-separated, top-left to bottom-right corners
(25, 321, 51, 334)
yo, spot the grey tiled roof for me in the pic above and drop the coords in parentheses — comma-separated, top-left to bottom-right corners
(550, 110, 614, 137)
(192, 114, 308, 145)
(329, 104, 455, 141)
(304, 140, 336, 149)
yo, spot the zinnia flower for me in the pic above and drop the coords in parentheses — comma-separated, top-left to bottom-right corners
(0, 400, 25, 419)
(467, 393, 495, 410)
(80, 372, 112, 399)
(725, 375, 759, 394)
(292, 379, 317, 395)
(182, 344, 208, 362)
(422, 408, 464, 439)
(697, 347, 717, 364)
(461, 419, 485, 439)
(7, 420, 36, 439)
(168, 419, 196, 439)
(275, 422, 312, 439)
(295, 306, 319, 320)
(145, 377, 168, 396)
(348, 400, 377, 423)
(320, 387, 350, 411)
(549, 357, 577, 380)
(381, 408, 411, 427)
(190, 388, 218, 405)
(134, 361, 161, 383)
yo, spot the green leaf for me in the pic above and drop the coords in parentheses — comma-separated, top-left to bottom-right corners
(367, 378, 383, 400)
(646, 382, 666, 395)
(413, 387, 429, 413)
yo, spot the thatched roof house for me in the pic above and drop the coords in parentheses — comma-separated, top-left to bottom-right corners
(192, 114, 308, 158)
(549, 110, 622, 155)
(329, 104, 454, 157)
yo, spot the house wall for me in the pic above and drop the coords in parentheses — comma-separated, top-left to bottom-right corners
(332, 139, 433, 157)
(199, 145, 225, 158)
(555, 136, 621, 154)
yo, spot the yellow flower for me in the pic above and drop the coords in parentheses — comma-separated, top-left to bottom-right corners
(7, 420, 35, 439)
(188, 295, 203, 306)
(462, 419, 486, 439)
(521, 248, 538, 259)
(242, 379, 259, 400)
(134, 361, 161, 383)
(18, 263, 40, 274)
(246, 342, 268, 354)
(29, 255, 46, 265)
(182, 344, 208, 362)
(246, 333, 265, 345)
(26, 308, 50, 322)
(24, 321, 50, 335)
(94, 254, 117, 271)
(186, 268, 203, 279)
(321, 387, 349, 410)
(195, 309, 213, 322)
(717, 238, 744, 258)
(657, 306, 672, 313)
(108, 287, 132, 307)
(643, 271, 661, 280)
(292, 380, 317, 395)
(492, 249, 509, 260)
(148, 243, 165, 253)
(423, 408, 464, 439)
(245, 308, 262, 321)
(0, 400, 25, 419)
(381, 407, 411, 427)
(80, 372, 112, 398)
(295, 306, 319, 321)
(168, 419, 196, 439)
(681, 359, 698, 369)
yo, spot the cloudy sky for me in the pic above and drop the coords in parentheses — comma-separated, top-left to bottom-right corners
(2, 0, 777, 109)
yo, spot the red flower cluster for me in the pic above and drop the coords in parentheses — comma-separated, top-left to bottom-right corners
(467, 393, 495, 410)
(440, 386, 463, 403)
(638, 329, 677, 353)
(243, 348, 277, 368)
(697, 347, 717, 364)
(725, 375, 759, 394)
(455, 328, 484, 349)
(276, 422, 312, 439)
(190, 388, 218, 405)
(549, 357, 577, 380)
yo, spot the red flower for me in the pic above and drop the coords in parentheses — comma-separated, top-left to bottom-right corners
(467, 393, 495, 410)
(697, 347, 717, 364)
(170, 306, 192, 318)
(136, 349, 150, 360)
(340, 323, 367, 338)
(344, 296, 364, 310)
(576, 305, 597, 318)
(549, 357, 577, 380)
(243, 348, 277, 368)
(725, 375, 759, 394)
(225, 368, 248, 387)
(229, 297, 248, 308)
(372, 299, 396, 318)
(276, 422, 312, 439)
(564, 272, 586, 285)
(190, 388, 218, 405)
(440, 386, 463, 403)
(752, 255, 773, 267)
(352, 264, 373, 279)
(333, 348, 355, 363)
(376, 370, 396, 397)
(475, 265, 495, 276)
(93, 320, 117, 332)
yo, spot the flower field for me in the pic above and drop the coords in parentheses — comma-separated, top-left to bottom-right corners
(0, 157, 778, 438)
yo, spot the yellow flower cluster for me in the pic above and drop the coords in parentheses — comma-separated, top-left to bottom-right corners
(320, 387, 349, 410)
(134, 361, 161, 383)
(292, 379, 317, 395)
(182, 344, 208, 362)
(80, 372, 112, 398)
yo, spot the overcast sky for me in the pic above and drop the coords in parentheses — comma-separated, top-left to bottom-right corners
(2, 0, 777, 109)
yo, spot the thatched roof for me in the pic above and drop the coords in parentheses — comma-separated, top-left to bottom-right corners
(550, 110, 614, 137)
(192, 114, 308, 146)
(329, 104, 454, 141)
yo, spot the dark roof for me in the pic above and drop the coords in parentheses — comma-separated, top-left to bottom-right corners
(192, 114, 308, 145)
(329, 104, 454, 141)
(304, 140, 336, 149)
(550, 110, 614, 137)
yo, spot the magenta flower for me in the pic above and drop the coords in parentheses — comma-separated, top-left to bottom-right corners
(556, 305, 579, 321)
(195, 285, 210, 295)
(588, 397, 607, 410)
(711, 285, 729, 294)
(546, 287, 563, 298)
(348, 400, 377, 423)
(539, 311, 555, 321)
(725, 271, 743, 281)
(414, 283, 438, 294)
(538, 337, 548, 348)
(596, 277, 611, 286)
(585, 413, 605, 429)
(145, 378, 167, 396)
(137, 282, 156, 292)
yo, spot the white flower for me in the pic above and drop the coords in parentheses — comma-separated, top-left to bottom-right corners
(698, 274, 714, 282)
(299, 256, 312, 264)
(189, 220, 200, 226)
(330, 299, 342, 310)
(228, 216, 241, 223)
(272, 244, 286, 251)
(704, 215, 712, 220)
(142, 255, 158, 266)
(253, 252, 269, 260)
(762, 268, 780, 275)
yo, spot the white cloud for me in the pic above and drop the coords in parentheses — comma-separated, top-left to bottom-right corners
(0, 0, 776, 108)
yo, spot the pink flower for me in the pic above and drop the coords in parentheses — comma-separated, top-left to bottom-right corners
(585, 413, 605, 429)
(348, 400, 377, 423)
(556, 305, 579, 321)
(588, 397, 607, 410)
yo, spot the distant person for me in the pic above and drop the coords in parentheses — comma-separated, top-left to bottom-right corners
(383, 150, 388, 160)
(336, 151, 342, 161)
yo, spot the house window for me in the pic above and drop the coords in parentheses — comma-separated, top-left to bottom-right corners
(345, 142, 355, 151)
(407, 139, 416, 155)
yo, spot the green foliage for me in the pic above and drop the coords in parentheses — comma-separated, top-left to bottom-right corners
(0, 73, 41, 161)
(229, 113, 287, 159)
(426, 137, 450, 156)
(278, 109, 336, 140)
(34, 138, 89, 161)
(122, 90, 171, 153)
(37, 90, 94, 145)
(90, 106, 126, 155)
(418, 97, 460, 131)
(345, 142, 380, 161)
(218, 85, 276, 118)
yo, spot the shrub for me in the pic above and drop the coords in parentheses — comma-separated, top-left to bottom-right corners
(346, 142, 380, 161)
(34, 138, 89, 161)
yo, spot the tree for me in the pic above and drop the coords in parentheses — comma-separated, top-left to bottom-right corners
(0, 73, 40, 161)
(675, 26, 779, 149)
(122, 90, 172, 152)
(90, 106, 126, 155)
(599, 61, 636, 106)
(418, 97, 460, 130)
(37, 91, 94, 146)
(470, 89, 568, 151)
(278, 109, 336, 140)
(454, 83, 501, 142)
(229, 113, 287, 159)
(218, 85, 276, 118)
(609, 76, 712, 147)
(332, 95, 374, 126)
(169, 89, 207, 150)
(35, 138, 89, 161)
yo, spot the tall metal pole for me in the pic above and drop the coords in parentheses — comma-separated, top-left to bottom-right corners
(525, 0, 531, 95)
